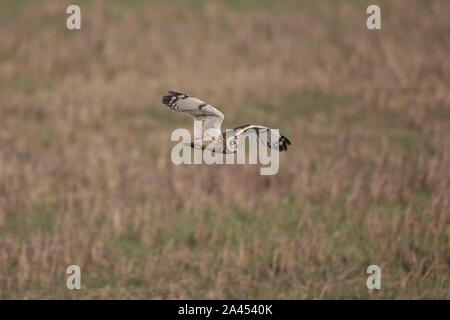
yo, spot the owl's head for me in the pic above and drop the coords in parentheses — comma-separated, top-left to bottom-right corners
(226, 136, 239, 153)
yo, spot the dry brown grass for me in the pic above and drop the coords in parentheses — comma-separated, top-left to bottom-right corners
(0, 0, 448, 299)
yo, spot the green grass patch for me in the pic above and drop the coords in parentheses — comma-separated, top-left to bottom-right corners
(1, 76, 56, 96)
(107, 233, 147, 259)
(103, 0, 370, 15)
(1, 205, 58, 239)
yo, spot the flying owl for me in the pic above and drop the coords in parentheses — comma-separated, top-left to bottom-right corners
(161, 91, 291, 154)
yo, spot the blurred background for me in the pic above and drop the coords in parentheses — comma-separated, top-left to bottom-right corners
(0, 0, 448, 299)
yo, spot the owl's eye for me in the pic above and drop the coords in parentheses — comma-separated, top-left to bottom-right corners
(231, 141, 236, 145)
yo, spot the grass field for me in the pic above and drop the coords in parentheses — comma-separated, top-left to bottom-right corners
(0, 0, 448, 299)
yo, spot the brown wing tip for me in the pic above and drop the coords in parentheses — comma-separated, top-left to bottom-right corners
(162, 91, 189, 108)
(161, 95, 173, 105)
(279, 135, 291, 152)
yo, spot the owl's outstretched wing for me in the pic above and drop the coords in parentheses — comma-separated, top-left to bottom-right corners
(234, 124, 291, 152)
(161, 91, 224, 139)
